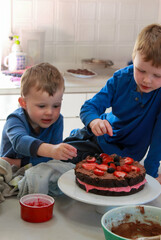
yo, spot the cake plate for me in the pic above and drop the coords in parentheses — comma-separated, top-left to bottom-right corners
(58, 169, 161, 214)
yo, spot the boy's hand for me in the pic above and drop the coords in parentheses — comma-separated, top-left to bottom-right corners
(37, 142, 77, 161)
(52, 143, 77, 160)
(89, 119, 113, 137)
(156, 173, 161, 184)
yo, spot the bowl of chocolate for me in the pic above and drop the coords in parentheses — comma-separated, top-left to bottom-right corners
(101, 205, 161, 240)
(20, 193, 55, 223)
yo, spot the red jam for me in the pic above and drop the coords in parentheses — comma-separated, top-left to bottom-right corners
(24, 198, 50, 207)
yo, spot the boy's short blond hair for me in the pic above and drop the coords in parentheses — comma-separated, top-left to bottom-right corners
(20, 62, 64, 96)
(132, 24, 161, 67)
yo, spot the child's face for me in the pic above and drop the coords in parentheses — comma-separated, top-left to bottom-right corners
(133, 51, 161, 93)
(19, 86, 64, 130)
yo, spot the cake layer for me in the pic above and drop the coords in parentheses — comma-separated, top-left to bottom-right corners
(76, 178, 145, 196)
(76, 178, 147, 192)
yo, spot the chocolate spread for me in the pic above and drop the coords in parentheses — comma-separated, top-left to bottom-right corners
(111, 215, 161, 239)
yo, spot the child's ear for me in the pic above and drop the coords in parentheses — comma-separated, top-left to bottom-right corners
(18, 97, 26, 109)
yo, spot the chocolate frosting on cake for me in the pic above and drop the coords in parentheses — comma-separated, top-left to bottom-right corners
(75, 154, 146, 196)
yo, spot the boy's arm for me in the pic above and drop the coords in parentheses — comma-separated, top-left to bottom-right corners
(37, 142, 77, 160)
(156, 173, 161, 184)
(80, 77, 114, 127)
(4, 115, 43, 157)
(144, 110, 161, 178)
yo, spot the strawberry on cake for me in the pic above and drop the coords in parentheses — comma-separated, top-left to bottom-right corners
(75, 153, 147, 196)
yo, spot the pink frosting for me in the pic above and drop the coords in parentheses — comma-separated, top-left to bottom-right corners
(77, 178, 147, 193)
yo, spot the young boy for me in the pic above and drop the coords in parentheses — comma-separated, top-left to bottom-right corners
(0, 63, 77, 167)
(64, 24, 161, 184)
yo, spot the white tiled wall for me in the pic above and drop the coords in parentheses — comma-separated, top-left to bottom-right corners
(2, 0, 161, 70)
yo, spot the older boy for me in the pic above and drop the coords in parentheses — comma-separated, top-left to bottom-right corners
(64, 24, 161, 184)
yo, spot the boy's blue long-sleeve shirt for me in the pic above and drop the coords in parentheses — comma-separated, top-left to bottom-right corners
(0, 108, 63, 166)
(80, 65, 161, 178)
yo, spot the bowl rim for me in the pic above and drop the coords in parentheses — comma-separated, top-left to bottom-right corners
(20, 193, 55, 208)
(101, 204, 161, 240)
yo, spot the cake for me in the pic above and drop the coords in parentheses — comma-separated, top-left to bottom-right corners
(75, 153, 147, 196)
(67, 68, 95, 76)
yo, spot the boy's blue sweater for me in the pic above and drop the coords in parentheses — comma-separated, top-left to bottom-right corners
(0, 108, 63, 166)
(80, 65, 161, 178)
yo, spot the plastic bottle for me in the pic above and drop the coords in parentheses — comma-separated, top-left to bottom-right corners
(11, 35, 22, 52)
(4, 35, 27, 71)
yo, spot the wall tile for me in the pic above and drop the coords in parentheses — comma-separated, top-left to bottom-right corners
(78, 0, 97, 20)
(56, 21, 76, 41)
(98, 23, 116, 42)
(44, 44, 55, 62)
(77, 23, 95, 41)
(115, 45, 134, 63)
(56, 0, 76, 21)
(138, 0, 159, 20)
(13, 23, 34, 36)
(98, 0, 117, 20)
(12, 0, 33, 20)
(9, 0, 160, 69)
(117, 23, 136, 42)
(35, 0, 54, 26)
(12, 0, 33, 33)
(55, 45, 75, 63)
(119, 0, 137, 20)
(35, 0, 55, 41)
(56, 0, 76, 42)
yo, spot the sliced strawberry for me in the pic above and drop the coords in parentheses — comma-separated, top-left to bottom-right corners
(93, 168, 105, 176)
(131, 165, 140, 172)
(114, 171, 127, 178)
(116, 166, 122, 171)
(86, 156, 96, 163)
(124, 157, 134, 165)
(96, 164, 108, 171)
(121, 164, 132, 173)
(82, 163, 96, 170)
(102, 155, 114, 164)
(108, 162, 116, 170)
(100, 153, 110, 159)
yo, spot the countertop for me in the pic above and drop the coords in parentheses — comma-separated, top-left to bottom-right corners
(0, 68, 118, 95)
(0, 194, 104, 240)
(0, 188, 161, 240)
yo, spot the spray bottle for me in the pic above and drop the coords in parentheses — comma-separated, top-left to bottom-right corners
(4, 35, 27, 71)
(11, 35, 22, 52)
